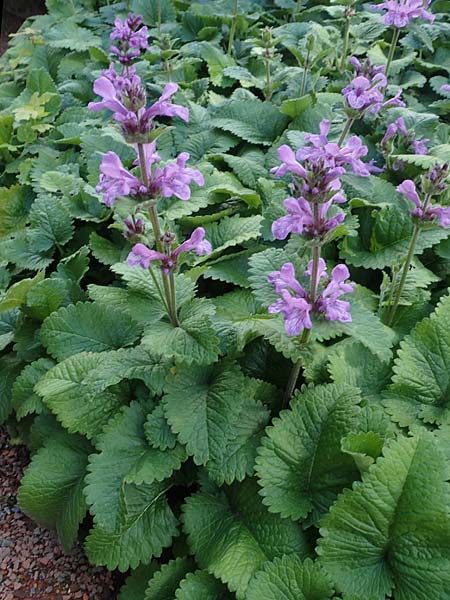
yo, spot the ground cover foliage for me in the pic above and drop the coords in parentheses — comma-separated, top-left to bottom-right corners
(1, 0, 450, 598)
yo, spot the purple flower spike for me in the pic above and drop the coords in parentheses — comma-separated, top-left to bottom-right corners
(371, 0, 435, 28)
(110, 13, 149, 63)
(174, 227, 212, 257)
(441, 85, 450, 93)
(398, 178, 450, 226)
(96, 152, 146, 206)
(317, 264, 354, 322)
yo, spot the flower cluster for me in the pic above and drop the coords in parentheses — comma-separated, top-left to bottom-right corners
(381, 117, 430, 162)
(270, 120, 371, 241)
(343, 58, 404, 115)
(127, 227, 212, 273)
(96, 145, 204, 207)
(371, 0, 434, 28)
(268, 260, 354, 336)
(398, 164, 450, 227)
(89, 76, 188, 139)
(110, 13, 149, 63)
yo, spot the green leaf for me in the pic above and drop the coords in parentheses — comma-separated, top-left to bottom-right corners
(119, 565, 159, 600)
(256, 383, 362, 523)
(328, 341, 392, 402)
(145, 405, 178, 451)
(12, 358, 54, 420)
(163, 362, 269, 484)
(41, 301, 142, 361)
(0, 271, 45, 312)
(176, 570, 232, 599)
(198, 42, 236, 86)
(341, 205, 448, 269)
(211, 100, 289, 146)
(341, 431, 385, 473)
(0, 185, 32, 236)
(341, 174, 403, 208)
(85, 403, 179, 571)
(318, 431, 450, 600)
(246, 557, 335, 600)
(142, 298, 219, 366)
(35, 352, 127, 439)
(18, 433, 90, 550)
(46, 22, 102, 51)
(0, 356, 23, 423)
(28, 195, 74, 251)
(203, 215, 263, 260)
(25, 278, 68, 320)
(0, 309, 20, 351)
(145, 557, 196, 600)
(384, 294, 450, 427)
(182, 478, 309, 599)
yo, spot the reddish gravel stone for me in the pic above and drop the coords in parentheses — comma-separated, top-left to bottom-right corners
(0, 426, 118, 600)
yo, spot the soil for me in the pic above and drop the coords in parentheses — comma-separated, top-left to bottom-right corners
(0, 427, 118, 600)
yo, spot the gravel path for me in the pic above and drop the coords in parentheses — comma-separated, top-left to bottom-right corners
(0, 427, 117, 600)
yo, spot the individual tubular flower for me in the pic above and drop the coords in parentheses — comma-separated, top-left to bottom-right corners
(127, 227, 212, 273)
(110, 13, 149, 63)
(96, 144, 204, 206)
(371, 0, 435, 27)
(397, 176, 450, 227)
(267, 260, 354, 337)
(96, 151, 146, 207)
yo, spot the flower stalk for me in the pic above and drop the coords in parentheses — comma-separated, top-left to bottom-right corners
(385, 27, 400, 78)
(227, 0, 239, 56)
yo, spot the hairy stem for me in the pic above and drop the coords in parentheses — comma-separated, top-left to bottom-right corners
(300, 49, 310, 97)
(265, 58, 273, 100)
(283, 205, 321, 408)
(137, 143, 179, 326)
(338, 116, 355, 146)
(385, 223, 420, 327)
(157, 0, 162, 37)
(339, 14, 351, 72)
(227, 0, 239, 56)
(385, 27, 400, 78)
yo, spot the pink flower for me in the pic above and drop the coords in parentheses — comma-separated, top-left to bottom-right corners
(96, 152, 146, 206)
(110, 13, 149, 63)
(397, 180, 421, 208)
(371, 0, 435, 27)
(316, 264, 354, 322)
(270, 145, 307, 178)
(174, 227, 212, 257)
(268, 290, 313, 336)
(127, 227, 212, 273)
(153, 152, 205, 201)
(271, 198, 345, 240)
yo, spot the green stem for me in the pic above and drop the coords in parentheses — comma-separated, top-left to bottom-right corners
(385, 27, 400, 78)
(148, 265, 171, 314)
(339, 15, 351, 72)
(227, 0, 239, 56)
(283, 207, 321, 408)
(300, 50, 310, 97)
(385, 224, 420, 327)
(137, 143, 179, 327)
(265, 58, 272, 100)
(338, 117, 355, 146)
(157, 0, 162, 37)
